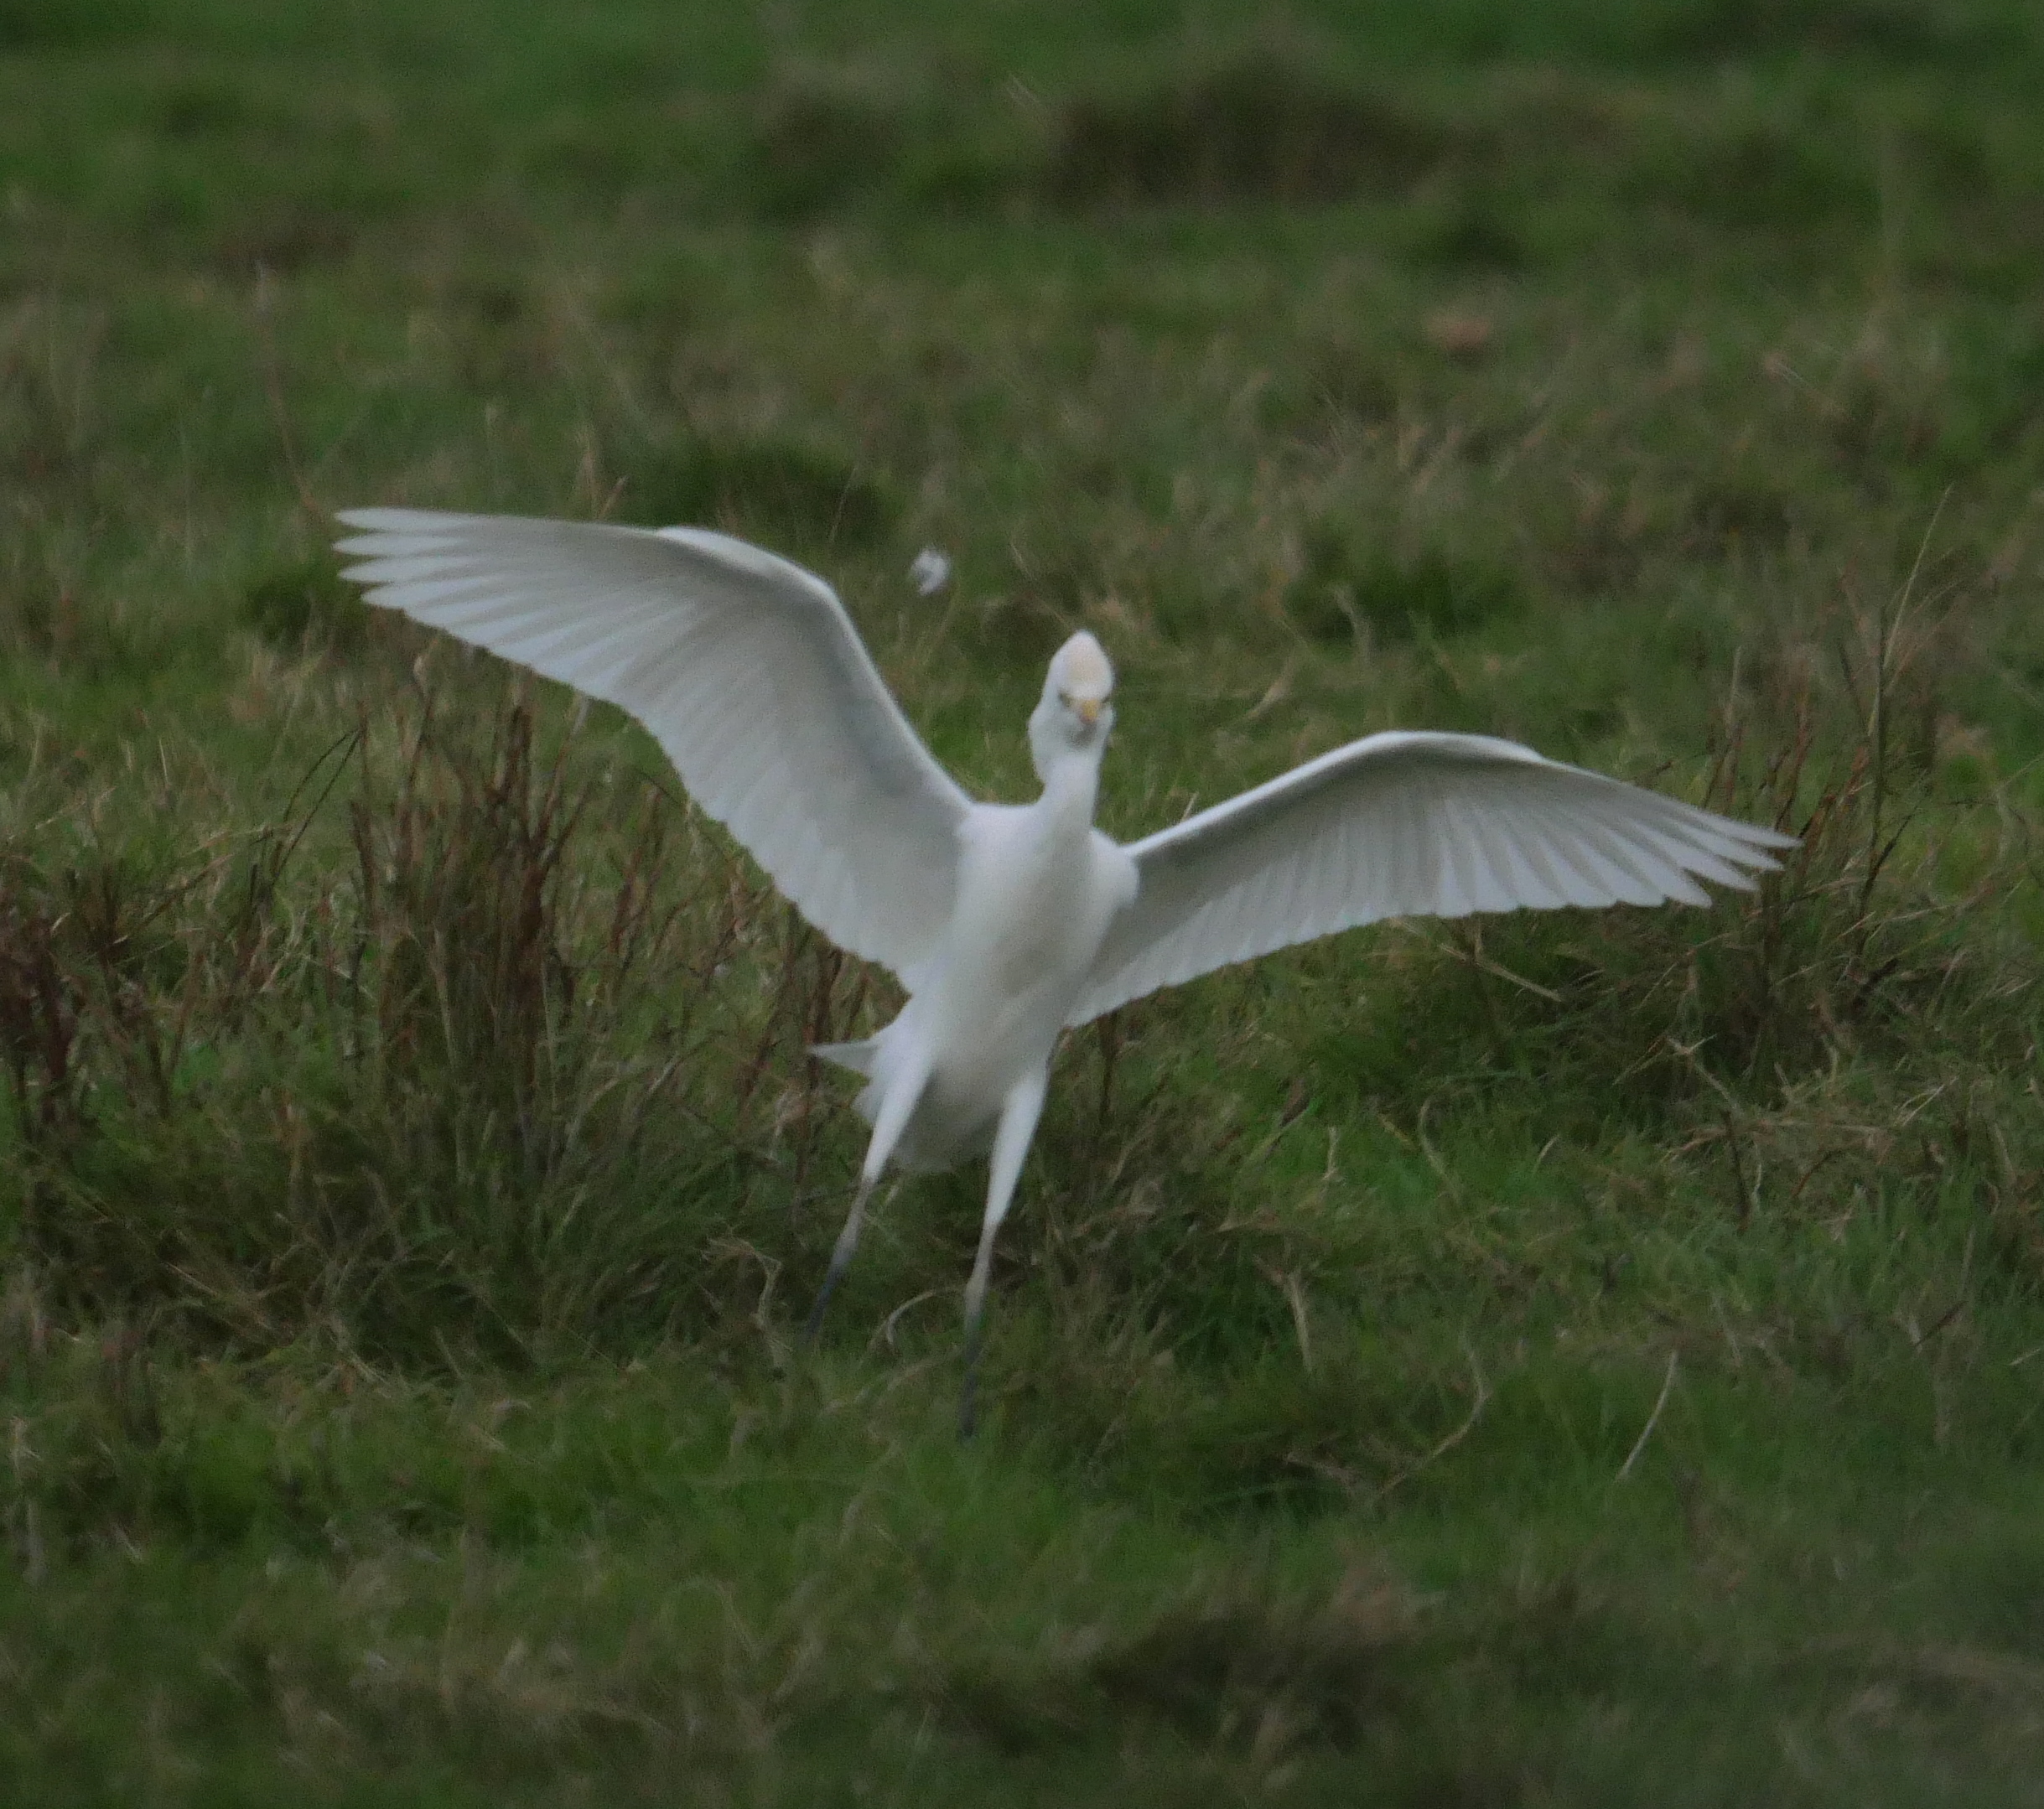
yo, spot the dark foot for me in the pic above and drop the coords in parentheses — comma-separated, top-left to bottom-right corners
(803, 1256, 848, 1346)
(957, 1328, 982, 1440)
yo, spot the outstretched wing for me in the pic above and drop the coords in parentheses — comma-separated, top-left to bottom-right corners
(1068, 730, 1794, 1024)
(335, 508, 972, 984)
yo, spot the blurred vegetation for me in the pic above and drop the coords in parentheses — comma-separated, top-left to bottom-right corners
(3, 0, 2044, 1801)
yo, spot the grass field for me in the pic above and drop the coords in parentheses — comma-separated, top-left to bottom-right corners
(5, 0, 2044, 1800)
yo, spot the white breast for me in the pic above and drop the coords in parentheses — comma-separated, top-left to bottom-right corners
(924, 810, 1128, 1065)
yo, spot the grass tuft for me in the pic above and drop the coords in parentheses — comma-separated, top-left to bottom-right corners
(241, 556, 371, 654)
(1290, 530, 1530, 645)
(0, 699, 840, 1361)
(1046, 48, 1454, 209)
(621, 433, 896, 551)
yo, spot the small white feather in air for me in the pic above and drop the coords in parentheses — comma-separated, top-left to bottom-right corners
(910, 547, 952, 595)
(334, 508, 1795, 1433)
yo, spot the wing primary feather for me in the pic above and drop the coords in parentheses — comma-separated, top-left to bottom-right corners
(1554, 818, 1636, 905)
(1066, 731, 1795, 1029)
(1493, 812, 1569, 910)
(1523, 799, 1611, 906)
(1589, 822, 1687, 904)
(1626, 816, 1754, 890)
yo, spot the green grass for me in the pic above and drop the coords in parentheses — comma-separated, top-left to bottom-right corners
(5, 0, 2044, 1799)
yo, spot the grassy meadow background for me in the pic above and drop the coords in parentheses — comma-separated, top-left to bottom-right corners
(5, 0, 2044, 1799)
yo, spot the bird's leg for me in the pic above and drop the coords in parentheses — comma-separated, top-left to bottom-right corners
(803, 1171, 874, 1345)
(959, 1066, 1048, 1439)
(804, 1042, 931, 1346)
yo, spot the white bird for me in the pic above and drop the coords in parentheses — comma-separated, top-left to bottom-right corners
(335, 508, 1795, 1433)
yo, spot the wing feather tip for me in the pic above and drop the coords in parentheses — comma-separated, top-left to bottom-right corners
(333, 505, 458, 535)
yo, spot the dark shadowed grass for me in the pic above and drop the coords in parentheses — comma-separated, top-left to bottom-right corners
(617, 431, 898, 550)
(4, 0, 2044, 1799)
(0, 696, 862, 1363)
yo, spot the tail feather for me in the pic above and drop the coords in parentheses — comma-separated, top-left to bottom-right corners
(810, 1038, 879, 1078)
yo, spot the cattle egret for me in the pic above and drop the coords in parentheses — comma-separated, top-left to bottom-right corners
(335, 509, 1794, 1433)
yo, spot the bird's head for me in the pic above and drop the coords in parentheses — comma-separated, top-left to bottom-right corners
(1030, 631, 1116, 778)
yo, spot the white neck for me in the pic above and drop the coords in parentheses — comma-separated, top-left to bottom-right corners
(1034, 741, 1102, 825)
(1027, 697, 1061, 782)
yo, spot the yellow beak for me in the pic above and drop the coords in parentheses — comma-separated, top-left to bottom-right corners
(1074, 697, 1102, 726)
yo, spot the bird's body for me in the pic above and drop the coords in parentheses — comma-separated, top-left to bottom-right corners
(335, 506, 1796, 1433)
(829, 771, 1133, 1173)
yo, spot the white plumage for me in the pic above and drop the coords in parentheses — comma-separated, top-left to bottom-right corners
(335, 507, 1794, 1433)
(339, 509, 970, 987)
